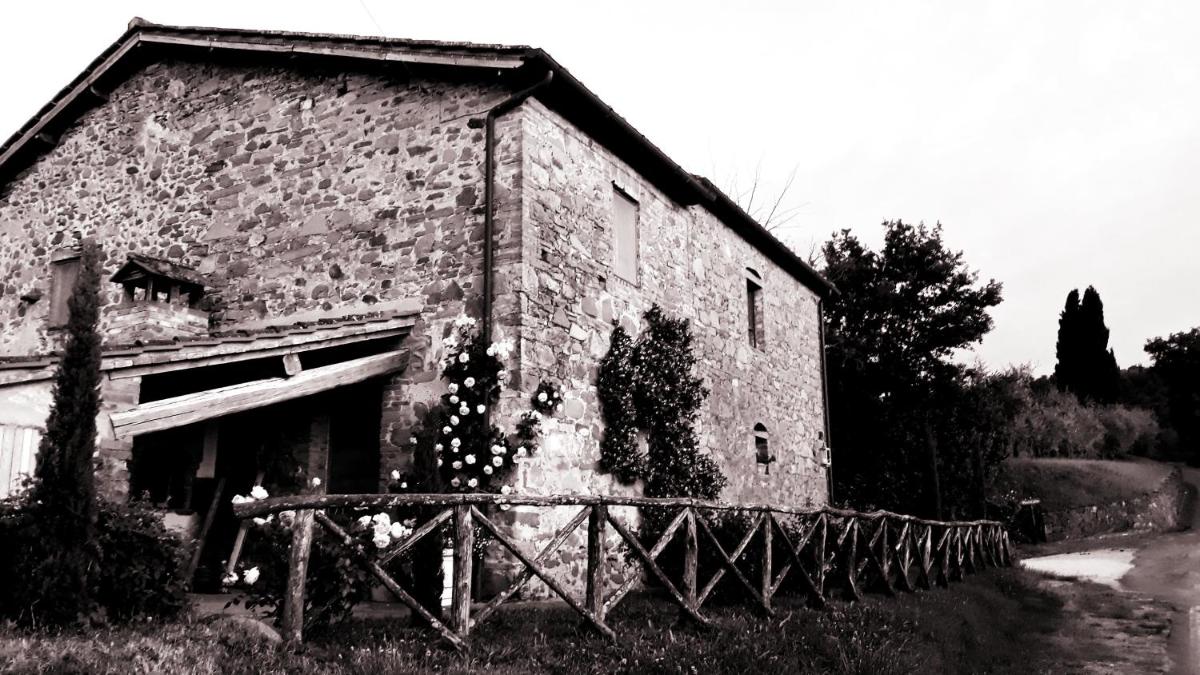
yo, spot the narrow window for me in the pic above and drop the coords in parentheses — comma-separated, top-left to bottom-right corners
(746, 270, 765, 349)
(612, 186, 638, 282)
(754, 423, 773, 474)
(48, 252, 81, 328)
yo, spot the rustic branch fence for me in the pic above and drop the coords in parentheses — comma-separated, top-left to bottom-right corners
(234, 494, 1011, 649)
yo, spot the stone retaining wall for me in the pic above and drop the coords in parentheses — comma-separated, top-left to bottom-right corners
(1044, 466, 1190, 541)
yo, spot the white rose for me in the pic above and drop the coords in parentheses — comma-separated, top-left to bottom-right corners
(556, 403, 563, 412)
(250, 485, 268, 500)
(450, 415, 460, 426)
(483, 465, 493, 475)
(434, 443, 443, 451)
(438, 458, 444, 467)
(311, 477, 322, 487)
(468, 478, 478, 488)
(449, 383, 459, 394)
(231, 495, 249, 505)
(400, 482, 407, 489)
(243, 567, 260, 585)
(451, 438, 461, 448)
(450, 477, 460, 487)
(222, 572, 239, 586)
(373, 533, 391, 549)
(442, 426, 453, 435)
(391, 470, 401, 481)
(492, 456, 503, 467)
(409, 437, 418, 445)
(486, 346, 495, 356)
(450, 395, 459, 404)
(538, 392, 548, 403)
(452, 461, 463, 470)
(459, 353, 470, 364)
(389, 522, 411, 540)
(460, 405, 470, 416)
(500, 485, 513, 495)
(476, 404, 486, 414)
(357, 515, 373, 528)
(464, 377, 476, 388)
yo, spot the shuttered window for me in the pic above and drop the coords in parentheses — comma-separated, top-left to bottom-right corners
(0, 426, 40, 499)
(612, 186, 639, 282)
(49, 255, 81, 328)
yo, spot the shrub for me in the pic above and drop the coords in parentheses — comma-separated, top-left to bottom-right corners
(94, 500, 191, 622)
(0, 497, 190, 625)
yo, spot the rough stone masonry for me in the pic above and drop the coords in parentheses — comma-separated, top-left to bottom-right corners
(0, 37, 830, 593)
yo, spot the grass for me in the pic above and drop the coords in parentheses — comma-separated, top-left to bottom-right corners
(990, 457, 1172, 510)
(0, 569, 1111, 675)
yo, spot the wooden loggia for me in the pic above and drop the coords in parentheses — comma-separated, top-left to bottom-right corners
(232, 493, 1012, 649)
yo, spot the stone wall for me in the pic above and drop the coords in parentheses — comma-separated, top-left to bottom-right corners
(509, 99, 828, 507)
(1044, 467, 1191, 542)
(0, 57, 528, 490)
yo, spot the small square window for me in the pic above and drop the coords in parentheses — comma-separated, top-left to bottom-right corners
(48, 253, 81, 328)
(612, 186, 638, 282)
(747, 278, 765, 349)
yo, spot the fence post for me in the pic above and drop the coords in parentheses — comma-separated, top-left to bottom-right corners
(683, 507, 698, 613)
(451, 504, 474, 638)
(586, 503, 607, 621)
(761, 511, 773, 611)
(281, 507, 315, 643)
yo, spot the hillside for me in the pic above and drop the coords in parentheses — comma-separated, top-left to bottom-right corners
(990, 458, 1173, 510)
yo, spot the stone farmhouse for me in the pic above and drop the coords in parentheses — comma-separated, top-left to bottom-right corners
(0, 20, 834, 586)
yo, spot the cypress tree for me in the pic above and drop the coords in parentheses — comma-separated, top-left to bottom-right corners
(1054, 289, 1081, 396)
(28, 239, 104, 625)
(1078, 286, 1120, 403)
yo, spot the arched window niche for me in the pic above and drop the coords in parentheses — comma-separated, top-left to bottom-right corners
(753, 423, 774, 474)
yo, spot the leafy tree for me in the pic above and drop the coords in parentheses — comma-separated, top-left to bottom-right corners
(27, 239, 104, 625)
(822, 221, 1003, 517)
(1054, 286, 1120, 403)
(1145, 328, 1200, 463)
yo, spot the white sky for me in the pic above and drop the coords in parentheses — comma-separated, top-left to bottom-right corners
(2, 1, 1198, 373)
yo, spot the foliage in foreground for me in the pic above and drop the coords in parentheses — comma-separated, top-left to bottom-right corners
(0, 570, 1086, 675)
(0, 498, 190, 626)
(24, 239, 104, 625)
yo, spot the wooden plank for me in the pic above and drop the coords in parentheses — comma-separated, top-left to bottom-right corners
(893, 522, 913, 592)
(761, 511, 773, 611)
(377, 508, 454, 566)
(605, 511, 709, 625)
(107, 325, 412, 380)
(586, 504, 607, 619)
(0, 427, 15, 498)
(682, 508, 698, 611)
(472, 505, 591, 629)
(770, 513, 826, 608)
(451, 504, 474, 637)
(601, 507, 690, 616)
(281, 507, 314, 643)
(282, 353, 303, 377)
(842, 519, 861, 601)
(697, 512, 762, 606)
(186, 477, 226, 585)
(696, 515, 774, 615)
(471, 507, 615, 640)
(110, 350, 407, 437)
(315, 512, 465, 651)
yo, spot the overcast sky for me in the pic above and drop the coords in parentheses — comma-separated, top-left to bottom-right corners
(2, 1, 1197, 373)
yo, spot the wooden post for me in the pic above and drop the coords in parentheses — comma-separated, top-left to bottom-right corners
(281, 507, 314, 643)
(682, 508, 698, 613)
(586, 504, 607, 620)
(761, 511, 773, 611)
(451, 504, 474, 637)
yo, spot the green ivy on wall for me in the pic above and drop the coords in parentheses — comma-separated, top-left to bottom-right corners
(597, 305, 727, 501)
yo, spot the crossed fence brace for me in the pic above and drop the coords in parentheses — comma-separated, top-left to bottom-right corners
(234, 494, 1012, 649)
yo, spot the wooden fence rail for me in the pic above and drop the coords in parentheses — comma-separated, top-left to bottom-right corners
(233, 494, 1011, 649)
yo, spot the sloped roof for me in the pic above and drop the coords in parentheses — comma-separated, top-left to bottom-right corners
(111, 253, 207, 288)
(0, 19, 835, 297)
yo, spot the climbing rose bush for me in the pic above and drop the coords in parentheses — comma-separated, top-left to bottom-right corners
(432, 317, 560, 492)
